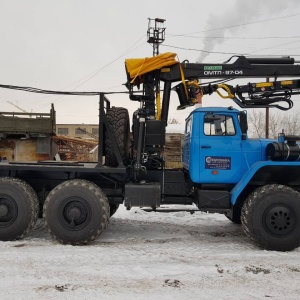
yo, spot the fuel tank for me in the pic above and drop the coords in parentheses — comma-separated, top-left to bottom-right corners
(266, 136, 300, 161)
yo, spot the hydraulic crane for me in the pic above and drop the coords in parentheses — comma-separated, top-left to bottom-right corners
(125, 52, 300, 172)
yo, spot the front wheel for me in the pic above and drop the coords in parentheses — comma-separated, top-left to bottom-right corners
(241, 184, 300, 251)
(43, 179, 110, 245)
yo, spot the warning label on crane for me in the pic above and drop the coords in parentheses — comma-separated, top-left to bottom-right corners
(205, 156, 231, 170)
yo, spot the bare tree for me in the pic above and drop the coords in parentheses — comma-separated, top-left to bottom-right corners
(284, 112, 300, 136)
(269, 111, 282, 139)
(247, 110, 300, 139)
(168, 118, 180, 124)
(247, 110, 265, 138)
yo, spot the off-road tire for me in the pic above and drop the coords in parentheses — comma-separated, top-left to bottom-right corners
(43, 179, 110, 245)
(241, 184, 300, 251)
(0, 177, 39, 241)
(105, 107, 130, 167)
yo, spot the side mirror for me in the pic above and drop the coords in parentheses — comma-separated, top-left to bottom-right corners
(239, 111, 248, 140)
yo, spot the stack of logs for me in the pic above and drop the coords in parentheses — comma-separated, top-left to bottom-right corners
(163, 133, 183, 168)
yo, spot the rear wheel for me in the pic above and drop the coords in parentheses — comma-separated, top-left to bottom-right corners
(241, 184, 300, 251)
(43, 179, 110, 245)
(0, 177, 39, 241)
(105, 107, 130, 167)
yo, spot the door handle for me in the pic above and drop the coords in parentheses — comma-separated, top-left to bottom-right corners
(201, 145, 211, 149)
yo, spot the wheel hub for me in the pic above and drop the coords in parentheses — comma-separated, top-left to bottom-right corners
(0, 204, 8, 217)
(67, 207, 82, 220)
(58, 197, 91, 230)
(264, 205, 295, 236)
(0, 195, 18, 226)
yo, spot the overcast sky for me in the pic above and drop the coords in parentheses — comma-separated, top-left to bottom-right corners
(1, 0, 300, 124)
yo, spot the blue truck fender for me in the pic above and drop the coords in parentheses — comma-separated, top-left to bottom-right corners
(230, 160, 300, 204)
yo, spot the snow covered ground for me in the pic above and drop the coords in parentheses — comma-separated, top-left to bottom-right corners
(0, 205, 300, 300)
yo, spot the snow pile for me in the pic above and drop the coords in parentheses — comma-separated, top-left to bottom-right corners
(0, 205, 299, 299)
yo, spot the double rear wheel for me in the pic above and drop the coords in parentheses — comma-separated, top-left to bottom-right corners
(0, 177, 39, 241)
(43, 179, 110, 245)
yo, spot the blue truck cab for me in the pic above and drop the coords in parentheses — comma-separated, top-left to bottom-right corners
(183, 107, 278, 185)
(182, 106, 300, 237)
(183, 107, 252, 184)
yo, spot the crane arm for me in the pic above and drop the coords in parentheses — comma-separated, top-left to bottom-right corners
(178, 79, 300, 111)
(125, 53, 300, 118)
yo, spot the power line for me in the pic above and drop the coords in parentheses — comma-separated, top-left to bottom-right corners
(246, 39, 300, 55)
(68, 35, 146, 91)
(167, 13, 300, 38)
(0, 83, 128, 96)
(33, 35, 146, 111)
(162, 37, 300, 57)
(161, 44, 249, 56)
(171, 35, 300, 40)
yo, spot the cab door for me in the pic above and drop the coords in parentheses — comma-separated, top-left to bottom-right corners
(182, 116, 192, 169)
(198, 113, 242, 183)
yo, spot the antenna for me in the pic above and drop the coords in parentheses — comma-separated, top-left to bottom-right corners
(147, 18, 166, 56)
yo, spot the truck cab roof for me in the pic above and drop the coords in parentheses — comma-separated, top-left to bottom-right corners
(188, 106, 241, 119)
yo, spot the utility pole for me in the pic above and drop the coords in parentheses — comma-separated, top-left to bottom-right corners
(147, 18, 166, 56)
(146, 18, 166, 121)
(265, 78, 269, 138)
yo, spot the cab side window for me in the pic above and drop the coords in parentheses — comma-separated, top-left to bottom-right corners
(204, 114, 236, 136)
(185, 117, 192, 135)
